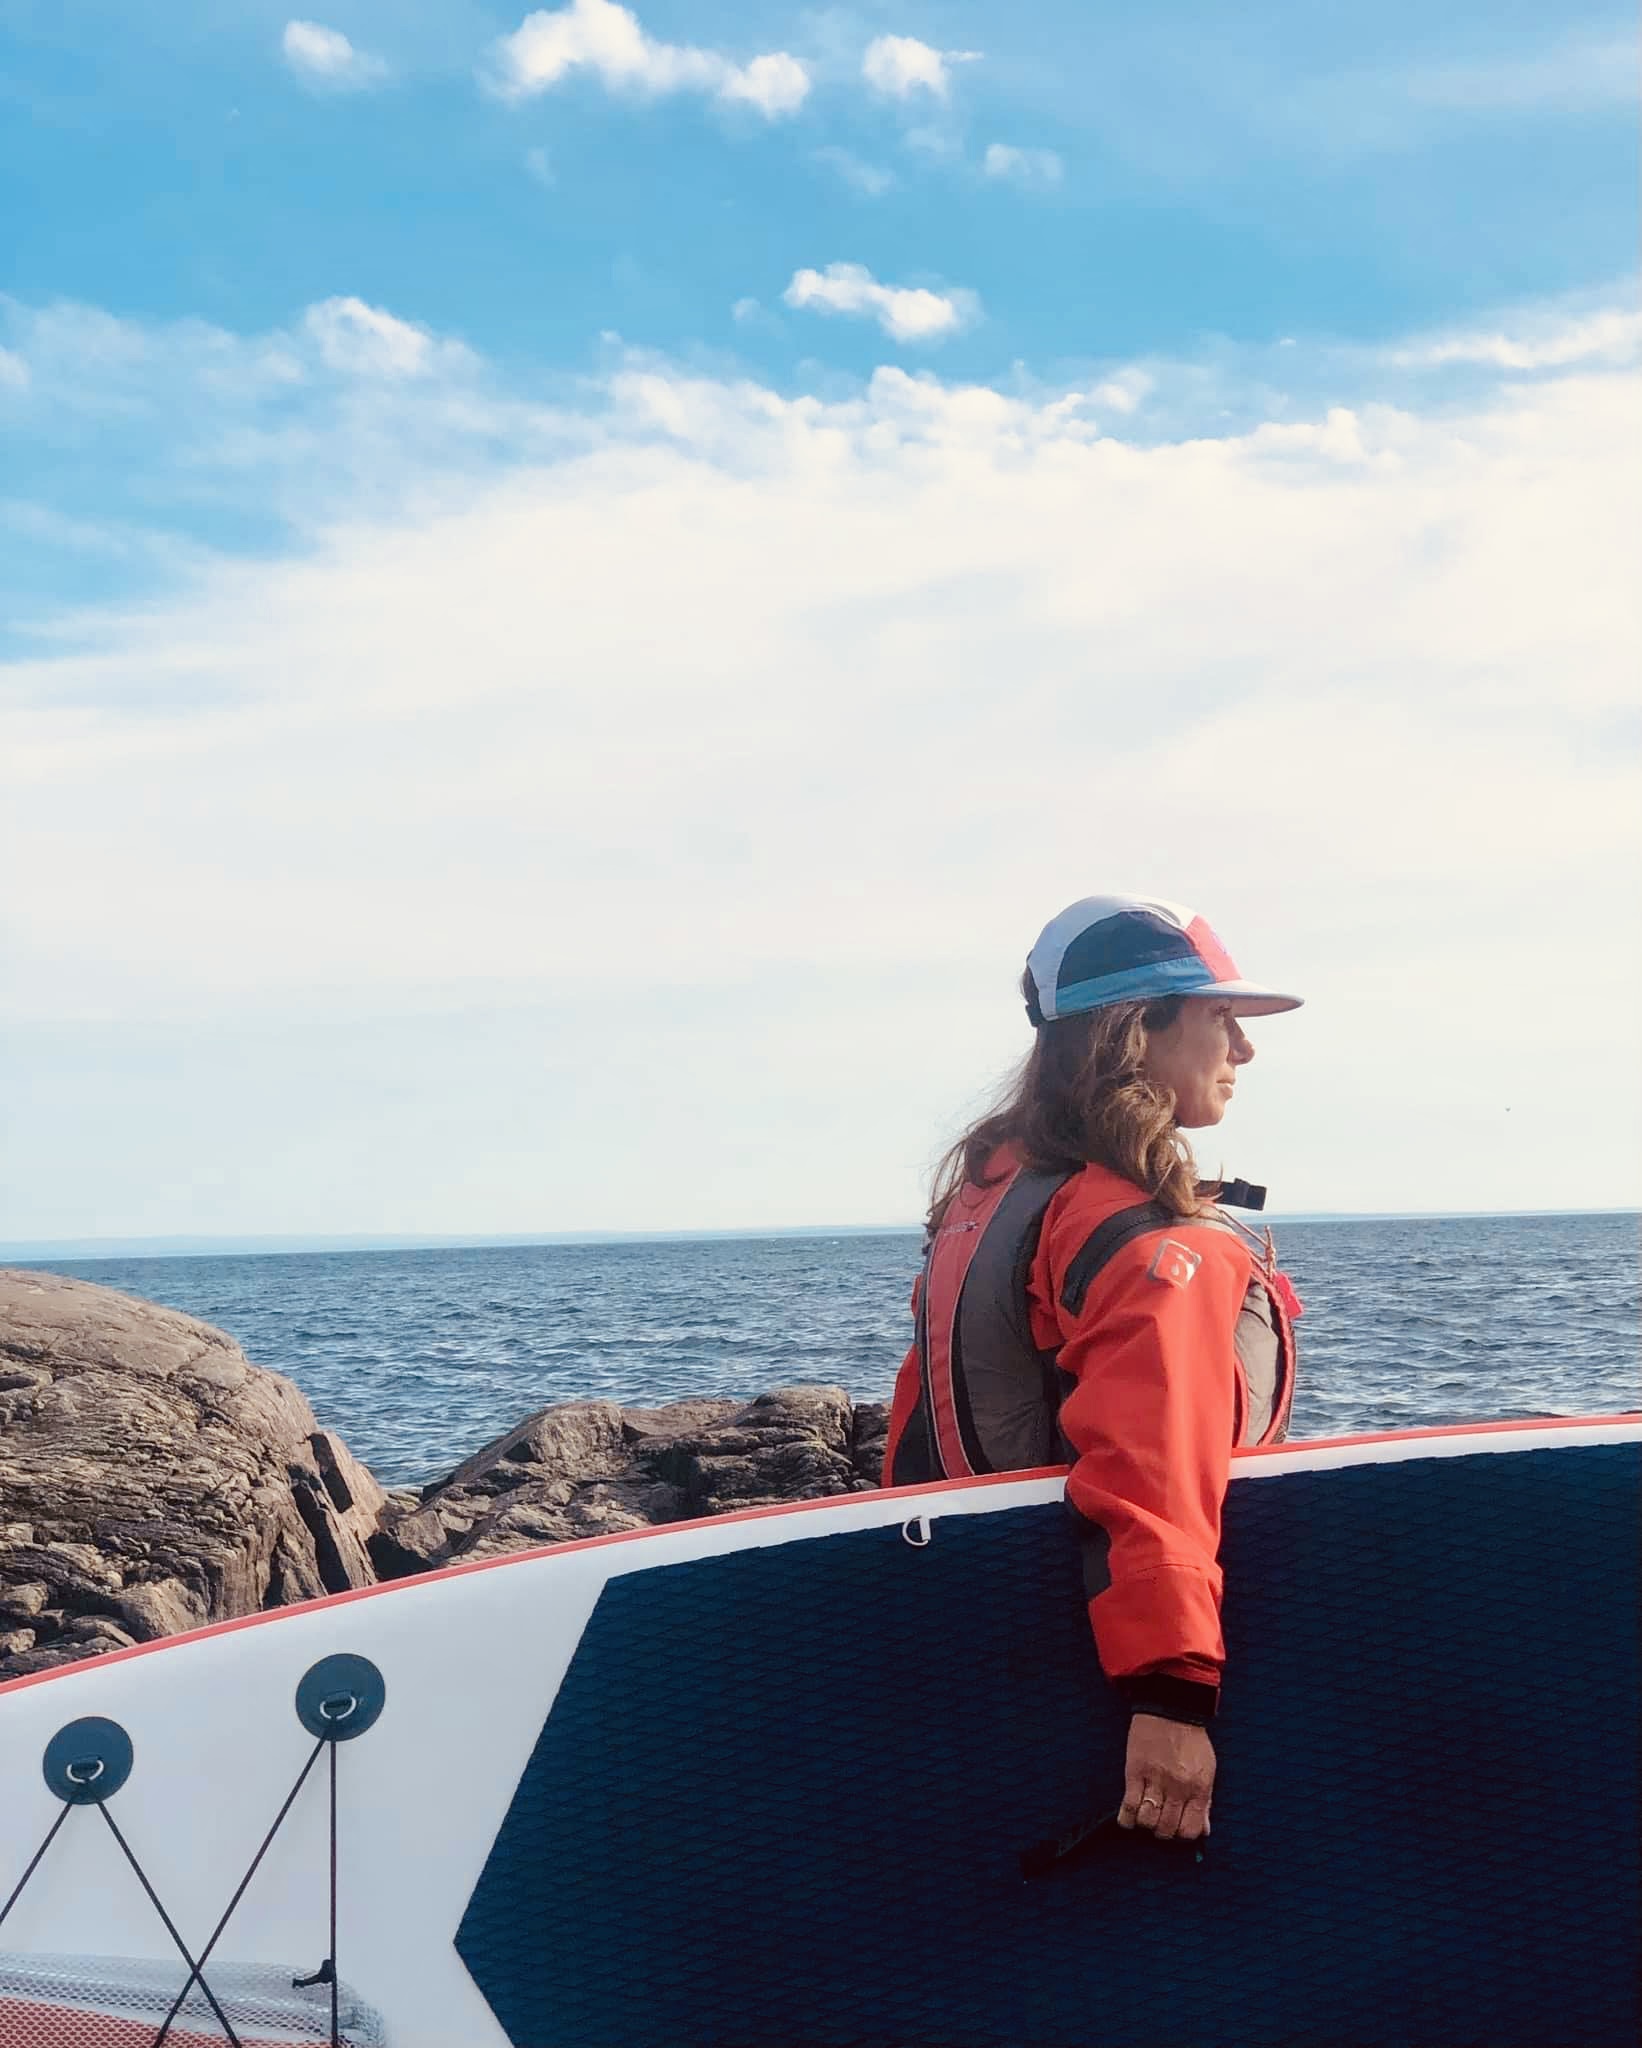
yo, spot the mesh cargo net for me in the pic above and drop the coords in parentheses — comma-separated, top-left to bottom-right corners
(0, 1953, 387, 2048)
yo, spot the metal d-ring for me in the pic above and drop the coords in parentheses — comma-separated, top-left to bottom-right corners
(43, 1717, 134, 1805)
(901, 1513, 932, 1548)
(296, 1654, 386, 1742)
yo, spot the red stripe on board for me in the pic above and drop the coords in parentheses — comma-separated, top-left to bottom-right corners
(1, 1412, 1635, 1701)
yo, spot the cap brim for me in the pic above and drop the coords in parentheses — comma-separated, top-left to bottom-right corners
(1204, 980, 1303, 1016)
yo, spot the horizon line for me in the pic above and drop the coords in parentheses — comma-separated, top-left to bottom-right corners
(2, 1207, 1638, 1264)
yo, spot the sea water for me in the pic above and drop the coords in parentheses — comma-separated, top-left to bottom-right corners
(23, 1212, 1639, 1486)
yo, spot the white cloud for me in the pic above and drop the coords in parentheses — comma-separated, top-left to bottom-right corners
(302, 297, 475, 379)
(1387, 306, 1642, 373)
(782, 263, 978, 343)
(0, 347, 29, 391)
(982, 142, 1064, 186)
(3, 296, 1639, 1228)
(716, 51, 810, 117)
(813, 146, 896, 197)
(861, 34, 969, 99)
(281, 20, 388, 90)
(523, 145, 554, 185)
(1089, 368, 1153, 415)
(489, 0, 810, 117)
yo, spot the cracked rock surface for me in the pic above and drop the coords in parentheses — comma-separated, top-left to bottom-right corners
(0, 1268, 385, 1681)
(370, 1385, 892, 1577)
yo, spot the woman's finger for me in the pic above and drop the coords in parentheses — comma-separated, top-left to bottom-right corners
(1119, 1769, 1156, 1829)
(1178, 1794, 1211, 1842)
(1153, 1793, 1186, 1841)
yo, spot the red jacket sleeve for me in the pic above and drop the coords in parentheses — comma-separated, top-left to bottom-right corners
(1053, 1222, 1251, 1696)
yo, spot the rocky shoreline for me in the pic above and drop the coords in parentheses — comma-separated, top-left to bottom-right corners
(0, 1267, 890, 1683)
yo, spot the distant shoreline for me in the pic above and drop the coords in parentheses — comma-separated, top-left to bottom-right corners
(3, 1209, 1637, 1265)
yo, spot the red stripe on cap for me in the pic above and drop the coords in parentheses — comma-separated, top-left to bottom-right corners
(1186, 915, 1240, 982)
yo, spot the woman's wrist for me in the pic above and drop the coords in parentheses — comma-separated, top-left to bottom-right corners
(1116, 1671, 1219, 1725)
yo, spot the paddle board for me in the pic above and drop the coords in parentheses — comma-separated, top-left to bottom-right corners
(0, 1416, 1636, 2047)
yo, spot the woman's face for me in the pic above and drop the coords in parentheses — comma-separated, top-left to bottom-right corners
(1142, 997, 1255, 1128)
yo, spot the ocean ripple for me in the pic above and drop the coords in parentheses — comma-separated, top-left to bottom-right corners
(28, 1212, 1639, 1487)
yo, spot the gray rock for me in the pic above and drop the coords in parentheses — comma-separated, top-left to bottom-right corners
(0, 1576, 51, 1620)
(850, 1400, 892, 1485)
(366, 1502, 456, 1580)
(372, 1382, 889, 1578)
(442, 1399, 633, 1494)
(453, 1477, 688, 1563)
(56, 1614, 139, 1653)
(0, 1269, 387, 1683)
(620, 1397, 742, 1440)
(0, 1643, 83, 1677)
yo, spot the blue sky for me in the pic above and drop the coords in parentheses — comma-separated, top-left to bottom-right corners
(1, 2, 1638, 1241)
(6, 4, 1635, 353)
(3, 0, 1635, 637)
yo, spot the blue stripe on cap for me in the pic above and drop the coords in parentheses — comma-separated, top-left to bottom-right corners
(1052, 952, 1220, 1016)
(1055, 907, 1199, 991)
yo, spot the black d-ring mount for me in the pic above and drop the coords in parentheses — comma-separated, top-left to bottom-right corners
(295, 1653, 386, 1742)
(43, 1716, 134, 1806)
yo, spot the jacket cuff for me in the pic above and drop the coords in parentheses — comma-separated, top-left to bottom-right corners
(1116, 1673, 1219, 1725)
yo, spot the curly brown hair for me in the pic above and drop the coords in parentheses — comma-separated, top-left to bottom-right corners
(925, 975, 1210, 1233)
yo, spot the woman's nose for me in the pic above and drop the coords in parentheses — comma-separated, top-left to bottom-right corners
(1231, 1025, 1255, 1064)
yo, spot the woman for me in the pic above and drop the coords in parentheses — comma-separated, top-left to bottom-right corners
(882, 893, 1304, 1847)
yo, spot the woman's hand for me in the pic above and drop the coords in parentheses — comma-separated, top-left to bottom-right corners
(1118, 1714, 1215, 1840)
